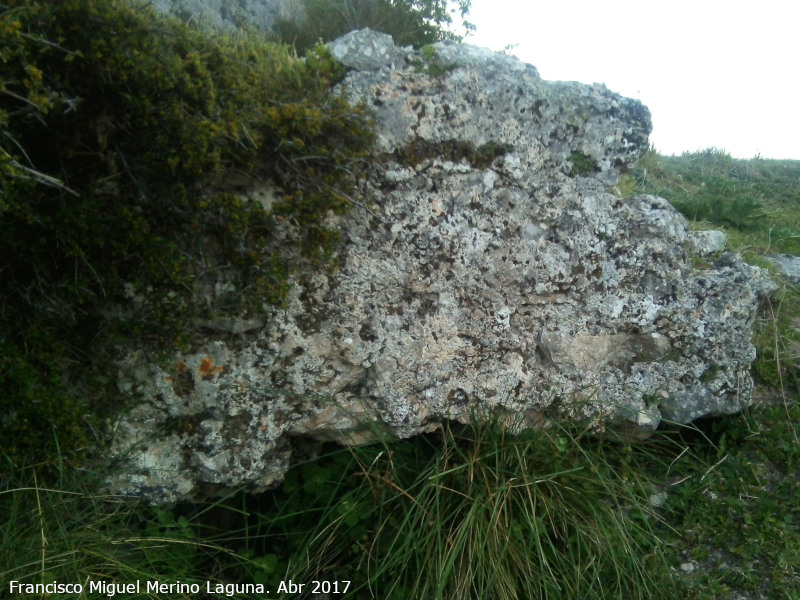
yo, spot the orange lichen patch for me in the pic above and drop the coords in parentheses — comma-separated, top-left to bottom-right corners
(198, 357, 224, 379)
(176, 361, 188, 373)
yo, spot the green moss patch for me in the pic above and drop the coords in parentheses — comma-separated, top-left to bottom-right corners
(569, 151, 599, 176)
(393, 138, 513, 169)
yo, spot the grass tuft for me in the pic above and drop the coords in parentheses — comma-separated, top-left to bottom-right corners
(283, 416, 679, 599)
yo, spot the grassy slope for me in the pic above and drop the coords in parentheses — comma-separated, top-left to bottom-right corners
(623, 148, 800, 256)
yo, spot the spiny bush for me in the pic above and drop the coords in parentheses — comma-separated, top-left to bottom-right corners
(0, 0, 374, 464)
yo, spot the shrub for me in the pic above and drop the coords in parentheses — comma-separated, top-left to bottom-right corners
(0, 0, 373, 464)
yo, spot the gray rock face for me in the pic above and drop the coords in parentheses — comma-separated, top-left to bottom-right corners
(149, 0, 288, 32)
(686, 230, 727, 256)
(327, 28, 406, 71)
(768, 254, 800, 284)
(109, 30, 775, 504)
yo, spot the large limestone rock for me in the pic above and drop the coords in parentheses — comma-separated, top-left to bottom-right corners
(109, 30, 774, 504)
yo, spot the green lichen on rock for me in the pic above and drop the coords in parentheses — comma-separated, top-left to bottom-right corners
(0, 0, 374, 463)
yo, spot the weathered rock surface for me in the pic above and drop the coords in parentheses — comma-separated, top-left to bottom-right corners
(767, 254, 800, 284)
(149, 0, 288, 32)
(327, 28, 405, 71)
(109, 30, 775, 504)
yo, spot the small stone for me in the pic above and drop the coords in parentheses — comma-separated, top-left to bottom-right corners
(686, 230, 727, 256)
(326, 28, 405, 71)
(767, 254, 800, 284)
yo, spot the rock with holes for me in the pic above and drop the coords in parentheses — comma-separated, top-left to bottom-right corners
(108, 30, 775, 504)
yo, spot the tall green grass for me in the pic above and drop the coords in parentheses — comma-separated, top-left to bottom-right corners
(285, 416, 680, 599)
(1, 417, 685, 599)
(0, 460, 242, 596)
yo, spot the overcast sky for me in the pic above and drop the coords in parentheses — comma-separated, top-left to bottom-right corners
(462, 0, 799, 159)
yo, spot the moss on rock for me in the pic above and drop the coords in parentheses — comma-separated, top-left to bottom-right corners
(0, 0, 374, 464)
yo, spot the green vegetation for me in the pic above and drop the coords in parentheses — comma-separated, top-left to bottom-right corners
(659, 404, 800, 599)
(1, 0, 799, 595)
(569, 150, 599, 176)
(412, 43, 460, 76)
(621, 147, 800, 256)
(0, 417, 678, 598)
(274, 0, 474, 54)
(5, 403, 798, 599)
(0, 0, 373, 461)
(393, 138, 513, 169)
(289, 417, 676, 599)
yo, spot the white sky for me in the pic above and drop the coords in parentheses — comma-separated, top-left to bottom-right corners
(461, 0, 799, 159)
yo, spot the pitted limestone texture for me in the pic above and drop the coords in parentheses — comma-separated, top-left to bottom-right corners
(109, 30, 775, 504)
